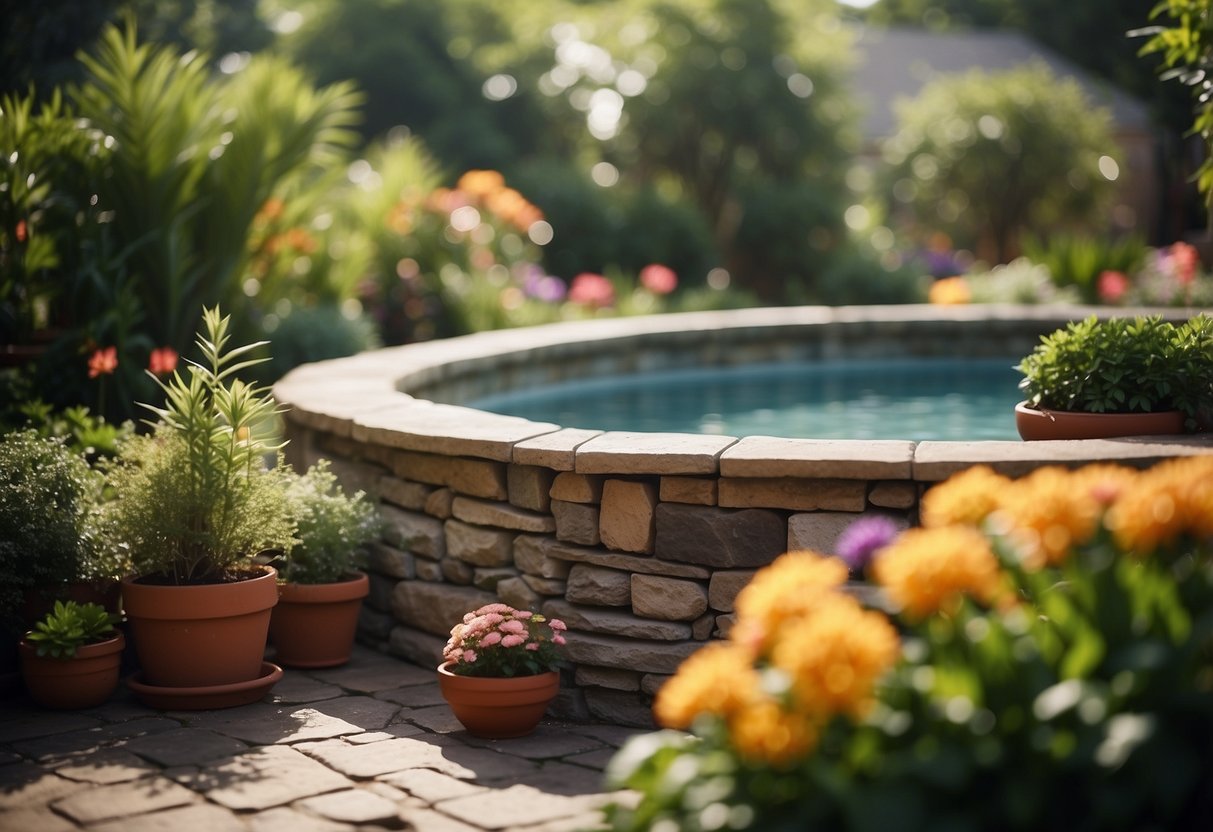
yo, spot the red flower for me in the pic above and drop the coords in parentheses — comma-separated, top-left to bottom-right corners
(15, 220, 27, 242)
(1170, 241, 1199, 285)
(149, 347, 178, 376)
(1097, 270, 1129, 303)
(639, 263, 678, 295)
(568, 273, 615, 308)
(88, 346, 118, 378)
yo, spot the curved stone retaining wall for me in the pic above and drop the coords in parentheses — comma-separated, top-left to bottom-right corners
(274, 305, 1211, 726)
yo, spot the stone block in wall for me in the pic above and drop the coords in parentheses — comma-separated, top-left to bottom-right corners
(425, 488, 455, 519)
(631, 575, 708, 621)
(543, 599, 692, 641)
(415, 559, 444, 582)
(565, 564, 632, 607)
(392, 582, 496, 638)
(380, 504, 445, 559)
(575, 666, 641, 692)
(715, 613, 736, 638)
(641, 674, 671, 697)
(508, 465, 556, 513)
(513, 535, 573, 579)
(366, 573, 397, 614)
(441, 557, 475, 585)
(550, 472, 604, 504)
(358, 606, 395, 640)
(366, 542, 415, 580)
(473, 567, 517, 592)
(379, 477, 434, 511)
(388, 449, 508, 500)
(552, 500, 601, 546)
(788, 511, 908, 554)
(452, 496, 556, 534)
(551, 687, 591, 723)
(387, 624, 446, 668)
(718, 477, 866, 512)
(692, 613, 715, 640)
(538, 536, 712, 580)
(283, 422, 319, 473)
(655, 504, 786, 568)
(445, 519, 514, 567)
(584, 689, 655, 729)
(869, 481, 918, 509)
(496, 576, 543, 612)
(521, 575, 567, 596)
(318, 433, 365, 460)
(325, 457, 384, 500)
(659, 477, 718, 505)
(708, 570, 757, 613)
(564, 633, 703, 675)
(599, 480, 658, 555)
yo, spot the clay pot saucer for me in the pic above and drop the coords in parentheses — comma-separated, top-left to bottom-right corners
(127, 661, 283, 710)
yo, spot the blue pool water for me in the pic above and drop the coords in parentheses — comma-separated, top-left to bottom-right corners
(470, 358, 1024, 441)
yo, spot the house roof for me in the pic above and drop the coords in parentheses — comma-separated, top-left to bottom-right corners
(850, 26, 1153, 139)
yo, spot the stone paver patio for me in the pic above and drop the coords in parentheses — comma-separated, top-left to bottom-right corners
(0, 646, 640, 831)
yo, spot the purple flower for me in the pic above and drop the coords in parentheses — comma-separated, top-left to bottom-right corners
(836, 516, 901, 575)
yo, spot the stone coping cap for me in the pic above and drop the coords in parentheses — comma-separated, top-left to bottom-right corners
(274, 305, 1212, 468)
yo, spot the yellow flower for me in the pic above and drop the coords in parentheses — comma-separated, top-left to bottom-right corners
(873, 526, 1004, 619)
(1107, 455, 1213, 554)
(770, 594, 899, 720)
(653, 642, 761, 729)
(993, 466, 1105, 568)
(928, 276, 971, 305)
(920, 465, 1011, 528)
(731, 552, 848, 656)
(728, 699, 818, 766)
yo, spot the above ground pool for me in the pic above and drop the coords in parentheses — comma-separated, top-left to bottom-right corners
(469, 357, 1023, 441)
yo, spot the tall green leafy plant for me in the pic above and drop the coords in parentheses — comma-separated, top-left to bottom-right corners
(104, 307, 295, 584)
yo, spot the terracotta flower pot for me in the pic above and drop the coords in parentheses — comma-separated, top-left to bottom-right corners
(121, 566, 278, 691)
(1015, 402, 1187, 441)
(437, 661, 559, 739)
(19, 632, 125, 709)
(269, 571, 369, 668)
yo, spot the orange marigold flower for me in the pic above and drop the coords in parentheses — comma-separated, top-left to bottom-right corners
(87, 346, 118, 378)
(993, 466, 1104, 568)
(731, 552, 848, 656)
(728, 699, 818, 766)
(928, 276, 970, 305)
(873, 526, 1004, 619)
(1106, 456, 1213, 554)
(920, 465, 1011, 528)
(654, 642, 761, 729)
(15, 219, 28, 242)
(258, 197, 285, 221)
(770, 594, 899, 720)
(148, 347, 178, 376)
(457, 169, 506, 198)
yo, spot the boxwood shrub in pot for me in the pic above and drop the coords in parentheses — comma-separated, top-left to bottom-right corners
(103, 307, 295, 703)
(268, 460, 380, 668)
(1014, 315, 1213, 439)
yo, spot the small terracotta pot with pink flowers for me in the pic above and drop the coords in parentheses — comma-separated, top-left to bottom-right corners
(437, 603, 569, 739)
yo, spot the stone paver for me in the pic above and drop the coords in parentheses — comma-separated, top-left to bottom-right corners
(0, 644, 625, 832)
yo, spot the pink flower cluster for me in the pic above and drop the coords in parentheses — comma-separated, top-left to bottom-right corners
(442, 603, 568, 677)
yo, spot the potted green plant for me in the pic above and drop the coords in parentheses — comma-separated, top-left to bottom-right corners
(19, 600, 125, 709)
(268, 460, 380, 668)
(103, 307, 294, 708)
(438, 603, 569, 739)
(0, 430, 126, 694)
(1014, 315, 1213, 440)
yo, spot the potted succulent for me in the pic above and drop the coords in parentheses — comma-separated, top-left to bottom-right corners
(1014, 315, 1213, 440)
(0, 430, 125, 694)
(268, 460, 380, 668)
(102, 307, 294, 708)
(19, 600, 125, 709)
(438, 603, 569, 739)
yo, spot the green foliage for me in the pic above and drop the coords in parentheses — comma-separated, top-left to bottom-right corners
(254, 305, 380, 386)
(278, 460, 379, 585)
(0, 430, 117, 632)
(24, 600, 119, 659)
(1015, 315, 1213, 417)
(103, 307, 295, 583)
(883, 62, 1119, 263)
(7, 401, 134, 460)
(963, 258, 1081, 305)
(1021, 234, 1148, 302)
